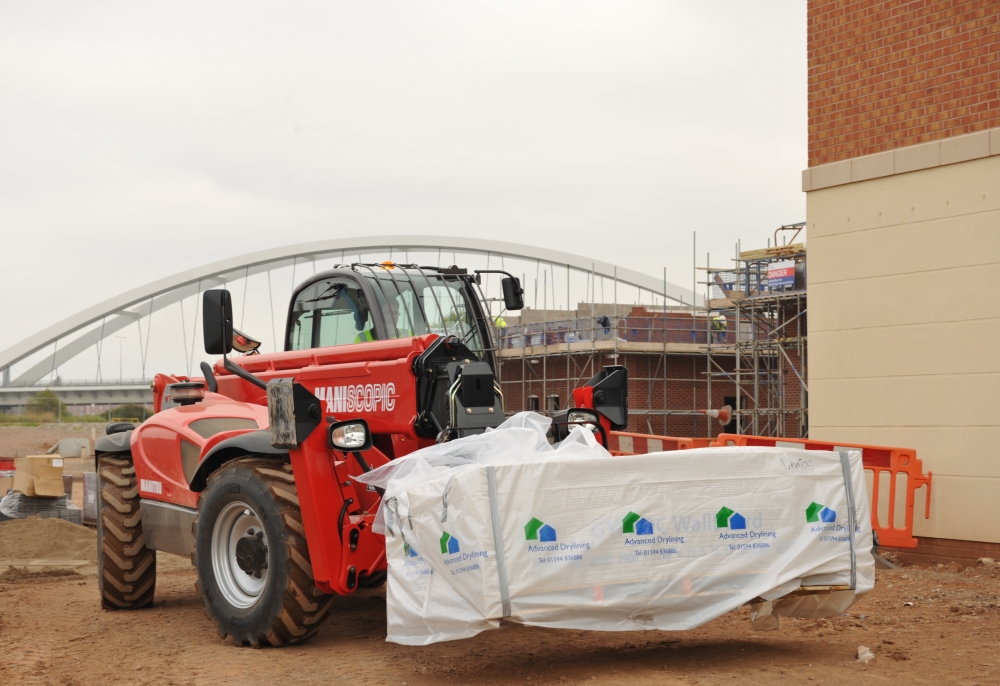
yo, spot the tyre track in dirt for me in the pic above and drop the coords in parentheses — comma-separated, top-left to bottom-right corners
(2, 557, 1000, 686)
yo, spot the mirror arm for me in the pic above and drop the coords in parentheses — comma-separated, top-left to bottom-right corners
(223, 356, 268, 390)
(474, 269, 519, 281)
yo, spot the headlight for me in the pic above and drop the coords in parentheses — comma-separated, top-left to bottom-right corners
(328, 419, 372, 451)
(165, 382, 206, 406)
(567, 409, 600, 432)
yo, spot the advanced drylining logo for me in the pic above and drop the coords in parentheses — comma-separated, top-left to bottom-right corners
(716, 506, 746, 530)
(403, 542, 418, 557)
(806, 502, 837, 523)
(716, 506, 775, 549)
(439, 531, 460, 555)
(525, 518, 557, 542)
(809, 501, 855, 542)
(622, 512, 654, 536)
(525, 517, 590, 562)
(621, 511, 684, 556)
(440, 531, 488, 576)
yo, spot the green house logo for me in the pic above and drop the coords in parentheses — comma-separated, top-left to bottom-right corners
(806, 502, 837, 523)
(716, 506, 746, 530)
(622, 511, 653, 536)
(525, 517, 557, 542)
(439, 531, 460, 555)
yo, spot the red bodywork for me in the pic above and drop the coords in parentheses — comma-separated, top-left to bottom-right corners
(134, 335, 440, 595)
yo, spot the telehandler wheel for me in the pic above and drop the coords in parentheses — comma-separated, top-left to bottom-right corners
(358, 569, 387, 588)
(96, 453, 156, 610)
(192, 457, 334, 647)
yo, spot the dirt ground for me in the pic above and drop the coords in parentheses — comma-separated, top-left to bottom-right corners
(1, 542, 999, 686)
(3, 427, 998, 685)
(0, 423, 105, 460)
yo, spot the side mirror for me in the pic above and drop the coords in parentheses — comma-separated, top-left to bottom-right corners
(501, 276, 524, 311)
(203, 290, 234, 355)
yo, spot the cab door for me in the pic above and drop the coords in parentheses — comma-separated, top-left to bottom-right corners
(286, 274, 387, 351)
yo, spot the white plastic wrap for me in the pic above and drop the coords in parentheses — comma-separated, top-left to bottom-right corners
(356, 413, 874, 645)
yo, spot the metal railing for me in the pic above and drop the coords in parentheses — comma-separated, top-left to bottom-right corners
(498, 317, 753, 349)
(1, 378, 153, 388)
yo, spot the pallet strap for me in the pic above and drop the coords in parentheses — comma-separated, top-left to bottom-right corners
(838, 451, 858, 590)
(486, 466, 512, 618)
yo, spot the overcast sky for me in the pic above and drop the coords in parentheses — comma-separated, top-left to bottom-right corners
(0, 2, 806, 376)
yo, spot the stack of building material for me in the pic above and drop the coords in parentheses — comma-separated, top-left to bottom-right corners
(356, 412, 874, 645)
(0, 456, 82, 524)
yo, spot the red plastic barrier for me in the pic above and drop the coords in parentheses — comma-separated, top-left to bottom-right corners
(607, 431, 710, 455)
(710, 434, 932, 549)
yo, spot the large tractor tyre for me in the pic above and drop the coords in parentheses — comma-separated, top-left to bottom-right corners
(358, 569, 387, 588)
(96, 454, 156, 610)
(192, 457, 334, 647)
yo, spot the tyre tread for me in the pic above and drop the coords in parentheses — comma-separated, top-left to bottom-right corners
(193, 457, 334, 647)
(97, 454, 156, 611)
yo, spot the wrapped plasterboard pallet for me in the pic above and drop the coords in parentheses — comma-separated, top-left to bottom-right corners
(356, 413, 874, 645)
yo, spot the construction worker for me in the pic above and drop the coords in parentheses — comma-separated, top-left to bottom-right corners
(494, 315, 509, 348)
(712, 313, 728, 343)
(389, 297, 414, 338)
(354, 327, 377, 343)
(353, 297, 412, 342)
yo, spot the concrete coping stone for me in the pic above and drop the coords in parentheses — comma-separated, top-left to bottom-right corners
(804, 126, 1000, 192)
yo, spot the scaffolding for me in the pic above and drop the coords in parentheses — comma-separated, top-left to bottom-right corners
(705, 231, 808, 438)
(496, 306, 740, 438)
(496, 225, 808, 440)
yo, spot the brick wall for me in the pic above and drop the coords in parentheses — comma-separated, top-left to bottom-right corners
(809, 0, 1000, 166)
(498, 353, 740, 438)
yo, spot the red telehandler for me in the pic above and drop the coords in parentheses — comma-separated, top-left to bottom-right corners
(94, 263, 626, 647)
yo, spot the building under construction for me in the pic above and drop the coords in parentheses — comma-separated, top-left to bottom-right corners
(497, 237, 808, 440)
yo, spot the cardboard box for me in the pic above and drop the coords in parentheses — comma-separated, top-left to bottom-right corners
(0, 475, 12, 495)
(12, 455, 65, 498)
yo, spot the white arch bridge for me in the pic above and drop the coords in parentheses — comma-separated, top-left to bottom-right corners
(0, 235, 700, 410)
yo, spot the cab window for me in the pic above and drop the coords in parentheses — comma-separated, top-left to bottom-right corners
(288, 278, 376, 350)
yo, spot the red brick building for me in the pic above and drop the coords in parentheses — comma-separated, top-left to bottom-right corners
(805, 1, 1000, 557)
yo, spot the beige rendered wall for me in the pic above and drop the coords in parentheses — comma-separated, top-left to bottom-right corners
(808, 154, 1000, 543)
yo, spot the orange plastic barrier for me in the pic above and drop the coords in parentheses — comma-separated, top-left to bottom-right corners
(710, 434, 932, 549)
(607, 431, 711, 455)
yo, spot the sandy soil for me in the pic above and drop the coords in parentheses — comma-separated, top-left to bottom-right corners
(1, 552, 999, 686)
(0, 516, 96, 560)
(2, 429, 996, 685)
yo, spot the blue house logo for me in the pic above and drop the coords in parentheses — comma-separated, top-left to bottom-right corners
(439, 531, 460, 555)
(525, 517, 557, 542)
(716, 507, 746, 530)
(623, 511, 653, 536)
(806, 502, 837, 523)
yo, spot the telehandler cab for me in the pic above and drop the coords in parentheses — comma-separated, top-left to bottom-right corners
(94, 262, 626, 646)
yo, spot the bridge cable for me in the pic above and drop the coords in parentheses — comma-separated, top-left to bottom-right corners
(267, 270, 277, 354)
(95, 316, 106, 382)
(240, 266, 249, 331)
(180, 298, 190, 375)
(138, 296, 154, 379)
(188, 280, 201, 377)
